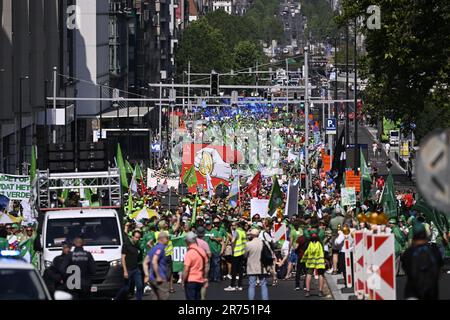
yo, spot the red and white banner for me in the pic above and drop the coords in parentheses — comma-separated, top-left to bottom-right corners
(371, 233, 396, 300)
(353, 230, 365, 299)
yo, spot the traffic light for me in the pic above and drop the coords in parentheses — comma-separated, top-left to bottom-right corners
(300, 95, 305, 109)
(210, 72, 219, 96)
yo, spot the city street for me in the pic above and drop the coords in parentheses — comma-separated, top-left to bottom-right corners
(0, 0, 448, 304)
(142, 277, 332, 300)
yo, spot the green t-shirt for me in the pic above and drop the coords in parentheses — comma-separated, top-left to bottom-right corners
(140, 231, 155, 257)
(204, 228, 224, 255)
(0, 238, 8, 250)
(290, 227, 302, 245)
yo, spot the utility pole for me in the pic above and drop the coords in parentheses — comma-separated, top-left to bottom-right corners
(52, 66, 57, 144)
(304, 45, 309, 191)
(187, 61, 191, 111)
(286, 58, 289, 108)
(353, 18, 359, 174)
(334, 37, 339, 145)
(99, 85, 103, 142)
(345, 24, 350, 144)
(159, 82, 162, 161)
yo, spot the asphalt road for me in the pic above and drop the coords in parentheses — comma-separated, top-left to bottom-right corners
(142, 276, 332, 301)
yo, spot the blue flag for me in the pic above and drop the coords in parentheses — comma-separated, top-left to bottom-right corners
(0, 195, 10, 211)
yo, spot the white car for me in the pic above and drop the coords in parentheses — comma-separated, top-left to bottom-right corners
(0, 252, 71, 300)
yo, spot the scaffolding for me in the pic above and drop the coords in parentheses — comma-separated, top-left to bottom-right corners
(32, 168, 122, 216)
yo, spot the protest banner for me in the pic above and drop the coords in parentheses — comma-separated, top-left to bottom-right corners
(172, 236, 187, 272)
(250, 198, 270, 218)
(341, 187, 356, 206)
(345, 170, 361, 192)
(147, 169, 180, 189)
(0, 174, 31, 200)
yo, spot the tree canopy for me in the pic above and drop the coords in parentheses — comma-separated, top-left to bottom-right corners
(337, 0, 450, 140)
(175, 0, 284, 79)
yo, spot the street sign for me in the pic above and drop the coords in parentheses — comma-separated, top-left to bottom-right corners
(326, 118, 336, 135)
(416, 129, 450, 213)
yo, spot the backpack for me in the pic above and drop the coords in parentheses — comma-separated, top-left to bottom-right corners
(409, 244, 440, 299)
(261, 240, 274, 268)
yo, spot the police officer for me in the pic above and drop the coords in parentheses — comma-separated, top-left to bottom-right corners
(60, 237, 96, 300)
(43, 242, 72, 298)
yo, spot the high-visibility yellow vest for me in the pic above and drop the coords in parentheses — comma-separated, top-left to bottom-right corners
(233, 228, 247, 257)
(155, 231, 173, 256)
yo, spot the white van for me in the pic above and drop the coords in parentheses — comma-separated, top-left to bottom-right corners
(40, 208, 123, 296)
(389, 130, 400, 146)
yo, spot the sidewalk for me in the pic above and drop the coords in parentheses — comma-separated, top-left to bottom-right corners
(324, 273, 356, 300)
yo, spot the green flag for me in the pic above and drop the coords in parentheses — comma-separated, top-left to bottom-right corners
(182, 165, 197, 187)
(380, 173, 397, 218)
(268, 176, 283, 216)
(190, 195, 198, 228)
(116, 143, 128, 191)
(360, 149, 372, 201)
(171, 236, 187, 272)
(30, 145, 37, 185)
(84, 188, 92, 205)
(125, 160, 134, 175)
(412, 199, 448, 237)
(135, 164, 143, 180)
(126, 193, 133, 215)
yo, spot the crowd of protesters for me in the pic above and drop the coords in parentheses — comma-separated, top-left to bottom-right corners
(1, 105, 447, 301)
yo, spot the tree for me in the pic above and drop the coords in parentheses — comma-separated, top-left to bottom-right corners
(175, 18, 231, 75)
(300, 0, 338, 40)
(232, 41, 266, 85)
(205, 10, 256, 50)
(337, 0, 450, 140)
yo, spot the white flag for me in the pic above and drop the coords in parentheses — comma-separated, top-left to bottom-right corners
(206, 173, 214, 198)
(130, 168, 138, 195)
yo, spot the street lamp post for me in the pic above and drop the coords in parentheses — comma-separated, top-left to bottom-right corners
(304, 44, 310, 191)
(353, 17, 359, 175)
(334, 35, 339, 145)
(345, 24, 350, 145)
(19, 75, 29, 174)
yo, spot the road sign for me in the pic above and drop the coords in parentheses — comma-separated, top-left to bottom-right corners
(416, 129, 450, 213)
(326, 118, 336, 134)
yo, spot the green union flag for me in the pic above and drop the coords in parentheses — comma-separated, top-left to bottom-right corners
(182, 165, 197, 187)
(268, 176, 283, 215)
(360, 149, 372, 201)
(381, 173, 397, 218)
